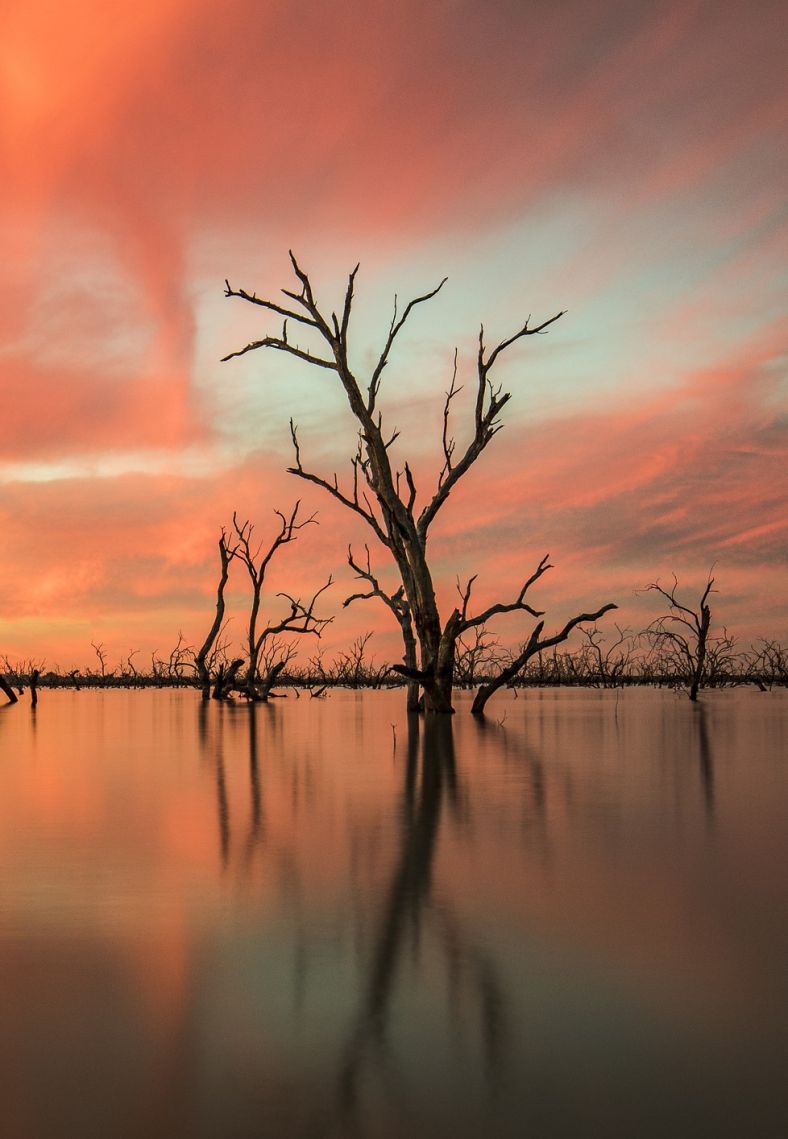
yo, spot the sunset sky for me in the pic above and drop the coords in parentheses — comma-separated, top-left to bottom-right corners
(1, 0, 786, 670)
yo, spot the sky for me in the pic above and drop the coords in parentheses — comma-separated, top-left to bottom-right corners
(1, 0, 786, 670)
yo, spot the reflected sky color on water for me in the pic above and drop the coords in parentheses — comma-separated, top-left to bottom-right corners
(0, 689, 786, 1137)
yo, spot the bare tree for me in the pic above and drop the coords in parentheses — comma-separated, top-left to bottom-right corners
(231, 503, 333, 700)
(331, 632, 391, 688)
(745, 639, 788, 689)
(454, 625, 504, 688)
(223, 254, 615, 712)
(578, 623, 635, 687)
(194, 528, 237, 699)
(90, 640, 108, 679)
(645, 573, 715, 701)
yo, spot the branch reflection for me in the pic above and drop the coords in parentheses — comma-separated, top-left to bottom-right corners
(696, 702, 715, 822)
(334, 714, 508, 1132)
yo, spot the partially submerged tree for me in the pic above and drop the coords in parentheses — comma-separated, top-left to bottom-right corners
(0, 672, 17, 705)
(645, 572, 716, 701)
(90, 641, 109, 680)
(223, 254, 615, 712)
(194, 527, 237, 699)
(232, 503, 333, 700)
(471, 598, 617, 716)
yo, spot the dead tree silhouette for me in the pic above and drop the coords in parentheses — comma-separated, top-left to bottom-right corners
(195, 527, 237, 699)
(0, 673, 17, 705)
(231, 503, 333, 701)
(645, 573, 716, 701)
(223, 254, 614, 712)
(331, 716, 509, 1132)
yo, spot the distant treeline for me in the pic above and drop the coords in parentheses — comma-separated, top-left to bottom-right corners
(3, 628, 786, 696)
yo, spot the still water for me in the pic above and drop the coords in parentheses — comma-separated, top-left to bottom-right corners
(0, 688, 786, 1138)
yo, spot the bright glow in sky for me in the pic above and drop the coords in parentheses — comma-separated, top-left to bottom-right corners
(1, 0, 786, 668)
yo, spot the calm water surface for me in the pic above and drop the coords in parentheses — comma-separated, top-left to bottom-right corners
(0, 688, 786, 1138)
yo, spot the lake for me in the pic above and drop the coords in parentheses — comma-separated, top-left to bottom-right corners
(0, 687, 786, 1138)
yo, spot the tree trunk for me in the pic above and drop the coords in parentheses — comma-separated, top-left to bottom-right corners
(213, 658, 244, 700)
(417, 628, 457, 714)
(196, 534, 232, 699)
(258, 660, 287, 702)
(472, 650, 529, 716)
(689, 601, 711, 701)
(0, 674, 18, 705)
(401, 619, 421, 713)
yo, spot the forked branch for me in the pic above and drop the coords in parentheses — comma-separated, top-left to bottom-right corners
(417, 312, 565, 541)
(458, 554, 553, 633)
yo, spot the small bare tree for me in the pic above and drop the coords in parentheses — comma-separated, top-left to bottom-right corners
(223, 254, 615, 712)
(232, 503, 333, 700)
(746, 640, 788, 689)
(90, 641, 108, 679)
(578, 624, 635, 687)
(194, 528, 237, 698)
(645, 573, 716, 701)
(454, 625, 504, 688)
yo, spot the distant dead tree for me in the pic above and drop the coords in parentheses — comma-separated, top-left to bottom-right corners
(90, 641, 108, 679)
(231, 503, 333, 700)
(150, 634, 194, 684)
(454, 625, 504, 688)
(194, 527, 237, 698)
(124, 650, 140, 682)
(578, 623, 635, 687)
(644, 572, 716, 701)
(332, 632, 391, 688)
(223, 254, 615, 712)
(167, 632, 193, 678)
(746, 639, 788, 689)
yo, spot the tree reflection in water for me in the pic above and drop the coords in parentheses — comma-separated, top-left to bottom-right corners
(198, 700, 231, 869)
(330, 714, 509, 1137)
(193, 694, 720, 1136)
(198, 700, 270, 876)
(695, 703, 715, 821)
(243, 702, 264, 869)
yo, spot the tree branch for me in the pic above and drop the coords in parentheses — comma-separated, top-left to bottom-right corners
(367, 278, 448, 414)
(459, 555, 552, 632)
(417, 311, 564, 542)
(288, 421, 390, 546)
(471, 602, 617, 715)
